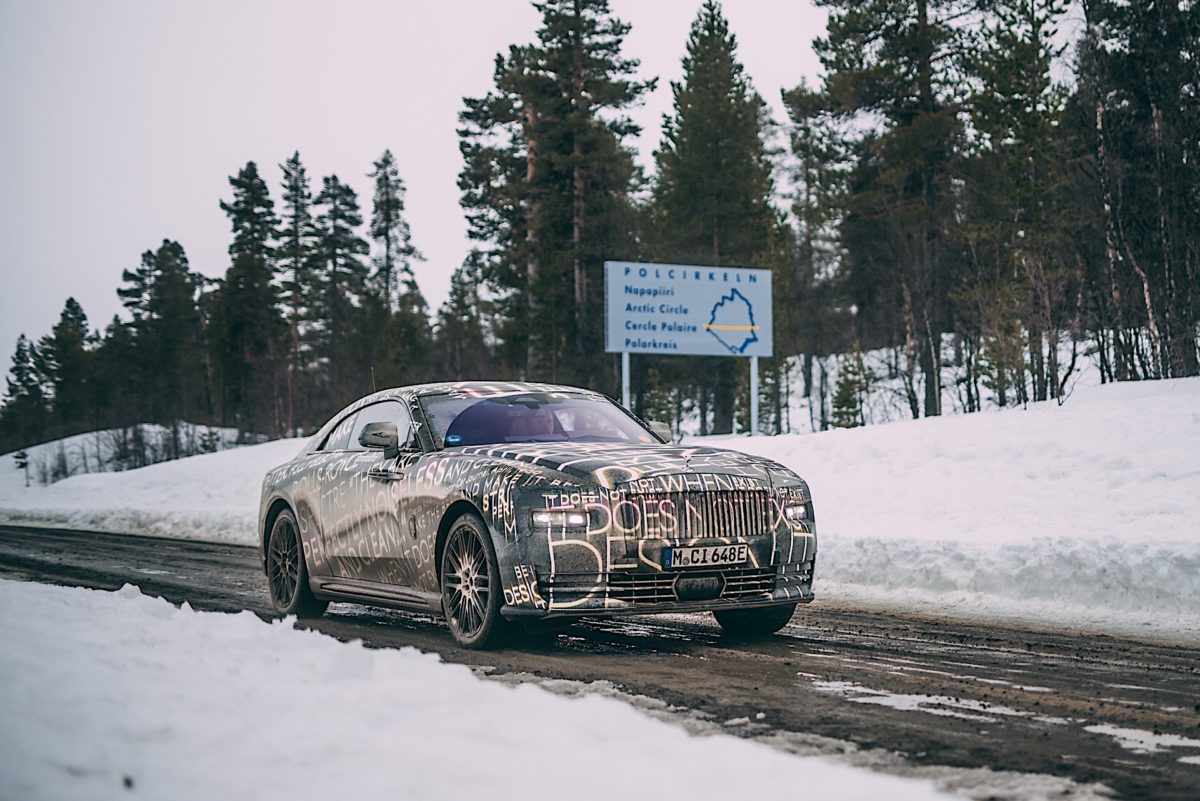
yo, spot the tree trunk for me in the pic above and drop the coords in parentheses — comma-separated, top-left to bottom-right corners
(523, 103, 542, 380)
(900, 284, 922, 419)
(916, 0, 941, 417)
(1095, 99, 1158, 379)
(571, 27, 588, 385)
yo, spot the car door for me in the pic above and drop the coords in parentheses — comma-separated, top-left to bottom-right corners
(336, 400, 418, 585)
(297, 406, 367, 580)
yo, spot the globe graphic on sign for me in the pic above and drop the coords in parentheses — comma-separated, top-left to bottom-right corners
(704, 289, 759, 354)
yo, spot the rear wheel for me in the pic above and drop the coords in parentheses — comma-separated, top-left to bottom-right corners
(266, 509, 328, 618)
(713, 603, 796, 638)
(441, 513, 510, 649)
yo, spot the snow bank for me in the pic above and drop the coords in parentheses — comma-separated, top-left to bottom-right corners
(0, 579, 955, 801)
(2, 423, 239, 488)
(0, 438, 303, 544)
(701, 377, 1200, 640)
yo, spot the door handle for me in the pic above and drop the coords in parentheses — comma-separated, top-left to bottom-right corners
(367, 467, 405, 482)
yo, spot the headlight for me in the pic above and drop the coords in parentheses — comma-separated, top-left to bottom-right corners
(783, 503, 807, 522)
(531, 509, 588, 528)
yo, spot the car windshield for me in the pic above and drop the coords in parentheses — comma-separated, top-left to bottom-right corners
(419, 392, 658, 448)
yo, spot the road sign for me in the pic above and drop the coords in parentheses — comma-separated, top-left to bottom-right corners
(604, 261, 773, 357)
(605, 261, 773, 434)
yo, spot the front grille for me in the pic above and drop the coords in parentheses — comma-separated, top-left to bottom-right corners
(541, 565, 777, 606)
(607, 572, 677, 603)
(613, 489, 775, 539)
(722, 567, 777, 598)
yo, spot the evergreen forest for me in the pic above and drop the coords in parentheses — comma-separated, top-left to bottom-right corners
(3, 0, 1197, 457)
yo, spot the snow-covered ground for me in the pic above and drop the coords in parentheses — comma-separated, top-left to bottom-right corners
(0, 579, 957, 801)
(0, 437, 303, 543)
(5, 422, 239, 487)
(702, 376, 1200, 640)
(1, 377, 1196, 639)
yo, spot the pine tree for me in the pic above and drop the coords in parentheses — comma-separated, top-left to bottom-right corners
(220, 161, 277, 259)
(211, 162, 284, 436)
(367, 149, 433, 389)
(459, 0, 651, 388)
(38, 297, 92, 431)
(312, 174, 371, 406)
(116, 240, 210, 444)
(434, 254, 492, 379)
(831, 344, 870, 428)
(782, 79, 846, 428)
(117, 249, 156, 325)
(1079, 0, 1200, 378)
(368, 149, 424, 314)
(144, 241, 210, 445)
(649, 0, 778, 434)
(277, 151, 320, 433)
(90, 316, 138, 432)
(815, 0, 975, 417)
(0, 335, 49, 448)
(458, 47, 538, 377)
(964, 0, 1078, 403)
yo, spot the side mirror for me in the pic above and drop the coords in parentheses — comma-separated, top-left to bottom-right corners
(647, 420, 673, 443)
(359, 421, 400, 458)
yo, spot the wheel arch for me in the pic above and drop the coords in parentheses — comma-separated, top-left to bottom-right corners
(262, 497, 293, 565)
(434, 500, 488, 588)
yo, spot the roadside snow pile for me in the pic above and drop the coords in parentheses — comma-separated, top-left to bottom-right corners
(0, 438, 303, 543)
(702, 377, 1200, 640)
(2, 423, 239, 488)
(0, 579, 956, 801)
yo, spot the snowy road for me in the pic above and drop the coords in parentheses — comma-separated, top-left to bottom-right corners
(2, 524, 1198, 801)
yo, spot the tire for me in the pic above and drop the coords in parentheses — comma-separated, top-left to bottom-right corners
(266, 508, 328, 618)
(713, 603, 797, 638)
(440, 513, 510, 649)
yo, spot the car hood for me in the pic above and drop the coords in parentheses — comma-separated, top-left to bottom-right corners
(453, 441, 798, 490)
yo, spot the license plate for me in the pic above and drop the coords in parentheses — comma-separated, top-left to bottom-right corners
(664, 544, 748, 569)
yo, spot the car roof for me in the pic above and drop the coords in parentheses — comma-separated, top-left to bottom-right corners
(366, 380, 609, 404)
(301, 381, 614, 456)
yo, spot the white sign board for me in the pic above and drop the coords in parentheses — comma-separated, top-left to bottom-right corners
(604, 261, 773, 357)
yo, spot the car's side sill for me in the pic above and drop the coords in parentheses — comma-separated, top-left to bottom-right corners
(313, 578, 442, 615)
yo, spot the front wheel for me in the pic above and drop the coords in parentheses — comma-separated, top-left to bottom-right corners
(713, 603, 796, 638)
(440, 514, 510, 649)
(266, 508, 328, 618)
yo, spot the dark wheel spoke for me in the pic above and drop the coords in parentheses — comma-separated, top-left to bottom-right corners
(440, 518, 503, 647)
(265, 511, 327, 620)
(465, 597, 480, 631)
(269, 520, 301, 608)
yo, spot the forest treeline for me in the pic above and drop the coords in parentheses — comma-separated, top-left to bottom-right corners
(2, 0, 1197, 455)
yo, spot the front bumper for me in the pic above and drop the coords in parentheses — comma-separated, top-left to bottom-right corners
(499, 557, 815, 620)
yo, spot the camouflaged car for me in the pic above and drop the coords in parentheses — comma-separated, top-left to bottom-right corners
(259, 381, 816, 648)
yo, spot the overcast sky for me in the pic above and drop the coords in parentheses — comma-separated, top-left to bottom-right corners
(0, 0, 826, 355)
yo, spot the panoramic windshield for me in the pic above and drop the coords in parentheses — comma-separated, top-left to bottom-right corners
(419, 392, 658, 448)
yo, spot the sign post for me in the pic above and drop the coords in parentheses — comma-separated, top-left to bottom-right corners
(621, 351, 630, 410)
(605, 261, 773, 434)
(749, 355, 759, 435)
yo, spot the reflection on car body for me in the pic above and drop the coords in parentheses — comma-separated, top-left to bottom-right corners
(259, 381, 816, 648)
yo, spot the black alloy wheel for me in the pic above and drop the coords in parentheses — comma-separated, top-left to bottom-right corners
(267, 508, 328, 618)
(441, 514, 508, 648)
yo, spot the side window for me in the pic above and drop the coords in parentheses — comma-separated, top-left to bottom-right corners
(347, 401, 413, 452)
(319, 412, 357, 452)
